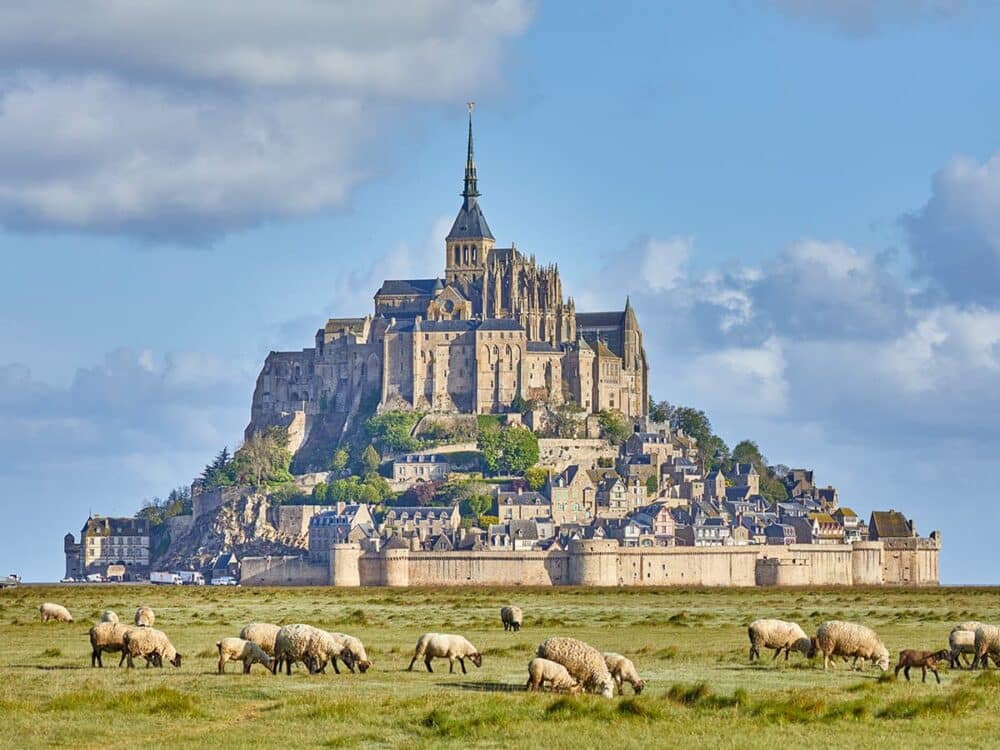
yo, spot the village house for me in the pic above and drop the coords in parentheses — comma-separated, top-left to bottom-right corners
(832, 507, 862, 542)
(380, 505, 461, 539)
(548, 465, 596, 525)
(764, 523, 797, 545)
(308, 503, 376, 563)
(726, 463, 760, 495)
(868, 510, 916, 541)
(392, 454, 451, 483)
(64, 515, 150, 581)
(496, 489, 552, 522)
(675, 517, 732, 547)
(632, 503, 676, 544)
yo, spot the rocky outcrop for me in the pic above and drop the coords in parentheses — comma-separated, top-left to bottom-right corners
(158, 491, 306, 569)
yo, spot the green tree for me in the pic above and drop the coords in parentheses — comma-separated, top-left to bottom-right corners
(597, 409, 631, 445)
(648, 398, 674, 424)
(524, 466, 549, 491)
(330, 448, 350, 473)
(646, 475, 659, 496)
(312, 482, 328, 503)
(230, 427, 293, 488)
(731, 439, 765, 470)
(462, 494, 493, 519)
(365, 411, 422, 452)
(477, 426, 539, 476)
(201, 447, 234, 488)
(361, 444, 381, 477)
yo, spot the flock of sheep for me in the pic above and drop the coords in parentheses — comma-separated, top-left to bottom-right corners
(748, 617, 1000, 684)
(37, 600, 1000, 697)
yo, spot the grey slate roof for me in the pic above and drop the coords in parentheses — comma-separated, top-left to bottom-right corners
(576, 311, 626, 328)
(376, 278, 442, 297)
(447, 197, 494, 241)
(527, 341, 561, 353)
(478, 319, 523, 331)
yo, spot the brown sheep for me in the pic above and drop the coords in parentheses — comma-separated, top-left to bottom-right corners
(894, 649, 951, 683)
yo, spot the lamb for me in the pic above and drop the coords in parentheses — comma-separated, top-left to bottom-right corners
(239, 623, 281, 656)
(407, 633, 482, 674)
(89, 621, 139, 667)
(134, 606, 156, 628)
(100, 610, 119, 623)
(972, 624, 1000, 669)
(811, 621, 890, 672)
(327, 632, 372, 673)
(122, 627, 181, 669)
(39, 602, 73, 623)
(747, 618, 812, 662)
(603, 652, 645, 695)
(526, 658, 581, 693)
(895, 649, 951, 683)
(501, 606, 523, 632)
(216, 637, 273, 674)
(536, 637, 615, 698)
(271, 624, 354, 675)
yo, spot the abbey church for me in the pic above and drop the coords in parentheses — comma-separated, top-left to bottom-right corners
(248, 112, 649, 461)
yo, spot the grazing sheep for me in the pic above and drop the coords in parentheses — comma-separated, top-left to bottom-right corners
(123, 627, 181, 669)
(134, 606, 155, 628)
(100, 610, 119, 624)
(972, 624, 1000, 669)
(811, 621, 890, 672)
(327, 632, 371, 673)
(603, 652, 645, 695)
(407, 633, 482, 674)
(952, 621, 984, 634)
(89, 621, 139, 667)
(536, 637, 615, 699)
(239, 623, 281, 656)
(271, 624, 354, 676)
(501, 606, 523, 632)
(747, 619, 812, 662)
(216, 637, 273, 674)
(39, 603, 73, 623)
(950, 629, 978, 669)
(526, 658, 581, 693)
(895, 649, 951, 683)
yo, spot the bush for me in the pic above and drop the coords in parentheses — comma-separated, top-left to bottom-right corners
(477, 426, 539, 476)
(365, 411, 423, 453)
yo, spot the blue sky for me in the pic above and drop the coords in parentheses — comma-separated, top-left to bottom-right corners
(2, 1, 999, 582)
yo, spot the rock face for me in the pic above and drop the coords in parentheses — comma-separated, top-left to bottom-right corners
(158, 492, 306, 570)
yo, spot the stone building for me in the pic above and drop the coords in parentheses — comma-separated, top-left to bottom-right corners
(246, 110, 649, 469)
(64, 515, 150, 581)
(392, 454, 451, 484)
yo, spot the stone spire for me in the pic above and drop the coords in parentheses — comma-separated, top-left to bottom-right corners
(463, 102, 480, 200)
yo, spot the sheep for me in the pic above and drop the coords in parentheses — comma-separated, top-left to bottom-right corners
(407, 633, 482, 674)
(100, 610, 119, 624)
(134, 606, 156, 628)
(811, 621, 890, 672)
(526, 658, 581, 693)
(239, 623, 281, 656)
(216, 637, 273, 674)
(603, 652, 645, 695)
(950, 629, 978, 669)
(501, 606, 523, 632)
(327, 632, 371, 673)
(895, 649, 951, 683)
(89, 621, 140, 667)
(271, 624, 354, 676)
(747, 618, 812, 662)
(972, 624, 1000, 669)
(122, 627, 181, 669)
(536, 637, 615, 699)
(39, 603, 73, 623)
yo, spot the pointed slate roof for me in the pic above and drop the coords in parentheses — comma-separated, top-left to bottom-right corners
(447, 108, 494, 241)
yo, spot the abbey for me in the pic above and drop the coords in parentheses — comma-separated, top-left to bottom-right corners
(248, 112, 648, 462)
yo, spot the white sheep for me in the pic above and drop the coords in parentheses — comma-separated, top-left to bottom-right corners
(973, 624, 1000, 669)
(328, 632, 371, 673)
(527, 658, 581, 693)
(100, 610, 119, 623)
(89, 621, 140, 667)
(501, 606, 523, 632)
(407, 633, 482, 674)
(123, 627, 181, 669)
(134, 606, 155, 628)
(536, 637, 615, 698)
(39, 602, 73, 623)
(603, 652, 645, 695)
(950, 629, 977, 669)
(216, 637, 273, 674)
(812, 621, 889, 672)
(272, 624, 354, 675)
(240, 623, 281, 656)
(747, 618, 812, 662)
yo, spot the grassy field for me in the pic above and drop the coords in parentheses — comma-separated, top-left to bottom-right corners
(2, 585, 1000, 749)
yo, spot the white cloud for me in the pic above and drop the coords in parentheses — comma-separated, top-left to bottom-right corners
(639, 236, 692, 293)
(0, 1, 534, 239)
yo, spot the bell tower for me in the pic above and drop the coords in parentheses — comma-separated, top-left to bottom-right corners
(445, 103, 494, 285)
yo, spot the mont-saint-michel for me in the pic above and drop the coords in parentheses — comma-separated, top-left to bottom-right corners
(62, 113, 939, 588)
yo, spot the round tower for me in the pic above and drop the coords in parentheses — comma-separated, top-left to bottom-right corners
(331, 543, 362, 588)
(568, 539, 619, 586)
(382, 547, 411, 587)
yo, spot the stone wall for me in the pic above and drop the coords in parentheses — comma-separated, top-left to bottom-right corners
(538, 438, 619, 472)
(273, 505, 335, 538)
(192, 486, 244, 520)
(242, 539, 941, 588)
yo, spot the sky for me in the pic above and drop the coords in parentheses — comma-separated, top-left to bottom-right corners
(1, 0, 998, 583)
